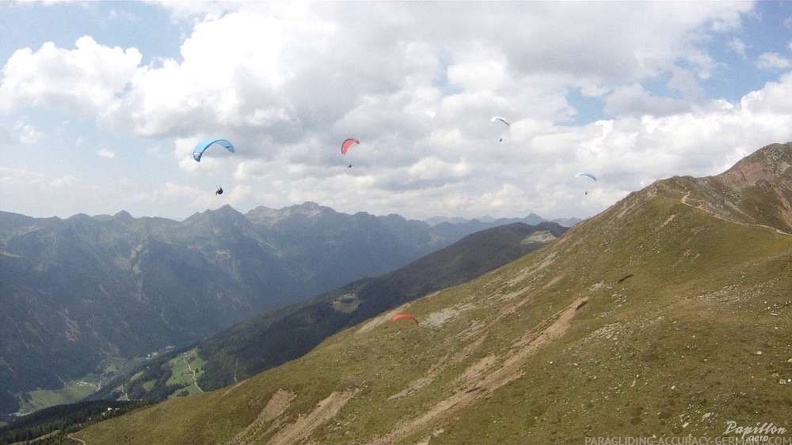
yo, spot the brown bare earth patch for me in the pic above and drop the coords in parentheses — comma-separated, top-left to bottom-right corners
(453, 354, 498, 388)
(658, 213, 677, 229)
(422, 303, 476, 329)
(356, 304, 416, 335)
(522, 230, 557, 244)
(365, 297, 586, 445)
(615, 198, 643, 220)
(222, 380, 248, 397)
(388, 376, 434, 401)
(67, 433, 87, 445)
(541, 274, 565, 290)
(505, 250, 557, 287)
(456, 319, 487, 343)
(447, 335, 487, 368)
(224, 389, 296, 445)
(265, 389, 358, 445)
(261, 389, 296, 422)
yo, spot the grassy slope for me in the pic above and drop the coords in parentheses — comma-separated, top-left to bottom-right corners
(194, 222, 564, 391)
(165, 350, 205, 397)
(17, 378, 100, 416)
(76, 187, 792, 444)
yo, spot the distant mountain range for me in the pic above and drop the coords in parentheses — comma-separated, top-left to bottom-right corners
(69, 142, 792, 445)
(426, 213, 580, 228)
(0, 203, 572, 416)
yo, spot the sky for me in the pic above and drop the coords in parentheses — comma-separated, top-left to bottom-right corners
(1, 1, 791, 222)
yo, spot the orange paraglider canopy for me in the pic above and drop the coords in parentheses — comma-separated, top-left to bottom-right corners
(391, 313, 419, 325)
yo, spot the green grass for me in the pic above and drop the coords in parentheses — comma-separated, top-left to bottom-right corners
(75, 191, 792, 444)
(7, 428, 60, 445)
(18, 380, 99, 415)
(129, 370, 144, 383)
(165, 349, 206, 397)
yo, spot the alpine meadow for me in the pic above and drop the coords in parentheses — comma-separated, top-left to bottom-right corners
(68, 142, 792, 444)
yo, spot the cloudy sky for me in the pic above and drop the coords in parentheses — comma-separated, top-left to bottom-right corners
(1, 1, 791, 221)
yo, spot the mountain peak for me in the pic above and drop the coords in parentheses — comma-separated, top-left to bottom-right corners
(183, 205, 246, 227)
(113, 210, 133, 220)
(280, 201, 335, 219)
(644, 142, 792, 234)
(293, 201, 332, 213)
(717, 142, 792, 187)
(215, 204, 244, 216)
(298, 201, 322, 209)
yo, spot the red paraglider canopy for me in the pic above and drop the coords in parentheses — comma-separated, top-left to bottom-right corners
(391, 313, 419, 325)
(341, 138, 360, 154)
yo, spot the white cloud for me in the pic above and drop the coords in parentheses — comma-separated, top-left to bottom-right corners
(93, 2, 754, 141)
(0, 119, 43, 145)
(447, 49, 509, 92)
(728, 37, 747, 59)
(97, 148, 116, 159)
(144, 0, 238, 21)
(14, 120, 44, 144)
(6, 1, 789, 221)
(756, 52, 792, 70)
(668, 67, 704, 101)
(496, 1, 748, 83)
(12, 0, 84, 4)
(0, 36, 142, 116)
(0, 167, 82, 216)
(107, 8, 138, 22)
(101, 7, 333, 137)
(604, 84, 691, 117)
(740, 72, 792, 114)
(708, 8, 744, 32)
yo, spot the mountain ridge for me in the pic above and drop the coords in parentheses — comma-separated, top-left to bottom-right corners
(74, 141, 792, 444)
(0, 202, 569, 417)
(650, 142, 792, 235)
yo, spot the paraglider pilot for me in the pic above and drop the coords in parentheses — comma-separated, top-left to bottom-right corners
(215, 186, 224, 195)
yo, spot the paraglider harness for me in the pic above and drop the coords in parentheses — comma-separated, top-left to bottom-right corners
(215, 186, 224, 195)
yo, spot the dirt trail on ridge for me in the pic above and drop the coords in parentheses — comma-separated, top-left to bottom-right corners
(366, 297, 586, 445)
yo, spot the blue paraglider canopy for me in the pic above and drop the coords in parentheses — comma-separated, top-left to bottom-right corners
(193, 139, 235, 162)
